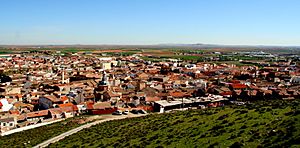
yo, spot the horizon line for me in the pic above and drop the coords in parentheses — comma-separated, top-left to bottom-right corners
(0, 43, 299, 48)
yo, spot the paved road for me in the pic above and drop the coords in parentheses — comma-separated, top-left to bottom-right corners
(33, 114, 146, 148)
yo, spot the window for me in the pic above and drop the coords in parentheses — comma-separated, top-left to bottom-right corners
(9, 123, 13, 126)
(3, 123, 6, 126)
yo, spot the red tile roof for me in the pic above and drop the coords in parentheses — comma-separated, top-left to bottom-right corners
(169, 91, 186, 98)
(220, 91, 233, 96)
(44, 95, 62, 103)
(58, 103, 78, 112)
(61, 96, 69, 102)
(230, 80, 240, 84)
(9, 110, 20, 115)
(146, 96, 161, 102)
(26, 110, 49, 118)
(230, 83, 247, 89)
(92, 102, 111, 110)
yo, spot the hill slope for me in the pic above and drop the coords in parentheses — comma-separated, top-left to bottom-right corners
(49, 100, 300, 148)
(0, 116, 94, 147)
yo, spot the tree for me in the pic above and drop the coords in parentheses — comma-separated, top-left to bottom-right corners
(193, 88, 206, 97)
(0, 74, 12, 83)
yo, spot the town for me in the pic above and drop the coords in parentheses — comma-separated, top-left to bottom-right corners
(0, 48, 299, 135)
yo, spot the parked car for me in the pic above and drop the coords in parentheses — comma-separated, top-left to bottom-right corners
(123, 110, 129, 115)
(130, 109, 139, 114)
(197, 105, 206, 109)
(112, 110, 122, 115)
(138, 109, 147, 114)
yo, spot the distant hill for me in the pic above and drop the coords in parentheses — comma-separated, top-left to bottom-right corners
(0, 44, 299, 50)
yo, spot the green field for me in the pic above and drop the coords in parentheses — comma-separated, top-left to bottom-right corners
(49, 100, 300, 148)
(0, 116, 94, 148)
(0, 50, 14, 54)
(161, 55, 204, 61)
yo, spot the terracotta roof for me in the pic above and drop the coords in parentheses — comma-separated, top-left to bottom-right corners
(58, 103, 78, 112)
(31, 92, 45, 96)
(234, 90, 242, 95)
(26, 110, 49, 118)
(230, 80, 240, 83)
(220, 87, 231, 92)
(146, 96, 161, 102)
(86, 103, 94, 110)
(92, 102, 111, 110)
(107, 91, 121, 97)
(230, 84, 247, 89)
(48, 108, 63, 115)
(249, 85, 260, 90)
(220, 91, 233, 96)
(61, 96, 69, 102)
(264, 90, 273, 94)
(43, 95, 62, 103)
(17, 114, 26, 121)
(0, 117, 14, 122)
(9, 110, 20, 115)
(169, 91, 186, 98)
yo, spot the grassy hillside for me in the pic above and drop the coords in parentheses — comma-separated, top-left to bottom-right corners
(0, 116, 94, 147)
(50, 100, 300, 148)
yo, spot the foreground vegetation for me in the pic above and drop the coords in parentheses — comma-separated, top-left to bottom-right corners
(50, 100, 300, 148)
(0, 116, 93, 147)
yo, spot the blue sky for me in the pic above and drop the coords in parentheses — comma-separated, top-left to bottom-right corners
(0, 0, 299, 45)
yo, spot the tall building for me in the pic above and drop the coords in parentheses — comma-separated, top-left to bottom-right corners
(94, 71, 110, 102)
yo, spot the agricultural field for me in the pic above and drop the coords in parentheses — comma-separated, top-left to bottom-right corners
(0, 116, 95, 147)
(50, 100, 300, 148)
(0, 49, 15, 54)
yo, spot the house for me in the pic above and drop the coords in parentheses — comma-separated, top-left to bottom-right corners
(5, 87, 21, 95)
(39, 95, 63, 110)
(136, 81, 147, 91)
(145, 96, 161, 103)
(103, 91, 122, 102)
(0, 117, 16, 133)
(163, 83, 173, 90)
(290, 76, 300, 85)
(137, 73, 149, 80)
(76, 103, 86, 114)
(26, 110, 50, 123)
(48, 108, 63, 119)
(151, 75, 169, 82)
(132, 92, 146, 102)
(28, 91, 45, 103)
(169, 91, 187, 98)
(86, 102, 117, 115)
(30, 97, 39, 105)
(229, 83, 248, 90)
(101, 62, 112, 70)
(13, 101, 34, 113)
(58, 103, 79, 118)
(0, 99, 13, 112)
(60, 96, 69, 104)
(197, 94, 228, 108)
(154, 100, 183, 113)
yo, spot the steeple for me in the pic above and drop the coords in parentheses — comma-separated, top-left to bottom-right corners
(62, 68, 65, 84)
(94, 70, 110, 101)
(99, 70, 108, 86)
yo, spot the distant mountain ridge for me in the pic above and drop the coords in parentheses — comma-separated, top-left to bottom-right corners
(0, 43, 299, 50)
